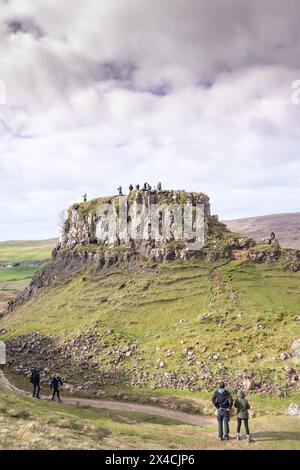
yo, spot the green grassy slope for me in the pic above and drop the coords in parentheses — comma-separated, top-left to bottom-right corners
(0, 239, 57, 263)
(1, 387, 300, 450)
(0, 240, 56, 311)
(1, 258, 299, 390)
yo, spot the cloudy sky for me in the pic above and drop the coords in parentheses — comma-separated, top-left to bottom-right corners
(0, 0, 299, 240)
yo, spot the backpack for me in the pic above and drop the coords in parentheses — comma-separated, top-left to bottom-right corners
(30, 371, 36, 384)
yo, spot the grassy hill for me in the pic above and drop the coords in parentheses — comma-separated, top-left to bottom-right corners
(0, 240, 56, 311)
(1, 257, 300, 395)
(224, 213, 300, 249)
(0, 233, 300, 449)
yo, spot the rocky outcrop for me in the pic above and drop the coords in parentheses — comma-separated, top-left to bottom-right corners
(284, 249, 300, 272)
(2, 189, 299, 317)
(59, 190, 212, 249)
(248, 241, 281, 263)
(3, 190, 227, 314)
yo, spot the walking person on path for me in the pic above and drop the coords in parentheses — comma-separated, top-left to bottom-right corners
(51, 374, 63, 403)
(30, 368, 41, 399)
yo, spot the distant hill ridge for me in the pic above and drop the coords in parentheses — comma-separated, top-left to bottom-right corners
(224, 212, 300, 249)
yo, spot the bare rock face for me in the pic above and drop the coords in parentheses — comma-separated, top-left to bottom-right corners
(5, 189, 298, 317)
(59, 190, 212, 251)
(3, 190, 222, 314)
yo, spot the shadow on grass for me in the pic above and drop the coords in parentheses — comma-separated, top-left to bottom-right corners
(254, 432, 300, 441)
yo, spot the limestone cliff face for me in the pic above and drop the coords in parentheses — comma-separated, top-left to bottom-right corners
(59, 190, 212, 251)
(3, 189, 299, 317)
(3, 190, 226, 314)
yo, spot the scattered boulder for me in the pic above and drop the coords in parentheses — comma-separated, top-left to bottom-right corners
(280, 352, 288, 361)
(242, 379, 255, 392)
(286, 404, 300, 417)
(283, 365, 294, 375)
(228, 237, 256, 250)
(288, 262, 300, 273)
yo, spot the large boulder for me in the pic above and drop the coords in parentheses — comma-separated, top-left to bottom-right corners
(286, 404, 300, 417)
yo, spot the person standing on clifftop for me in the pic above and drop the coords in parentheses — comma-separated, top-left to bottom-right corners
(129, 184, 134, 192)
(83, 193, 87, 202)
(117, 186, 123, 195)
(51, 374, 63, 403)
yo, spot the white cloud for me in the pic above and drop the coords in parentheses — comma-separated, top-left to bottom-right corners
(0, 0, 299, 240)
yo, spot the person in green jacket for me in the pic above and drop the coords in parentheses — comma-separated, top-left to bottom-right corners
(234, 390, 251, 442)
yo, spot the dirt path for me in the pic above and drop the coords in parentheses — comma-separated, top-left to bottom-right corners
(0, 370, 213, 427)
(212, 263, 237, 302)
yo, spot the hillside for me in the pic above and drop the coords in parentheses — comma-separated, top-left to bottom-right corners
(0, 240, 56, 312)
(0, 191, 300, 449)
(224, 213, 300, 249)
(1, 256, 300, 395)
(1, 191, 299, 395)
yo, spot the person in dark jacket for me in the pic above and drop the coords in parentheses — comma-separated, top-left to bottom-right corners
(30, 368, 41, 399)
(51, 374, 63, 402)
(234, 390, 251, 442)
(129, 184, 134, 192)
(212, 381, 233, 440)
(269, 231, 276, 244)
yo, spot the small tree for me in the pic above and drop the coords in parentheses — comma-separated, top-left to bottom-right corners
(57, 209, 67, 231)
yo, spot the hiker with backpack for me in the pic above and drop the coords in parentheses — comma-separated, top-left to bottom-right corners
(234, 390, 252, 443)
(30, 368, 41, 399)
(212, 381, 233, 441)
(51, 374, 63, 403)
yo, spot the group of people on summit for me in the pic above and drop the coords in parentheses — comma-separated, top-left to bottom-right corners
(82, 182, 162, 201)
(30, 369, 63, 402)
(118, 181, 162, 196)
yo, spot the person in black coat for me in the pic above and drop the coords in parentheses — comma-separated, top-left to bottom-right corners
(212, 381, 233, 440)
(51, 374, 63, 403)
(30, 368, 41, 399)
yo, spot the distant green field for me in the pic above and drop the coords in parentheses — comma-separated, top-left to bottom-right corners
(0, 267, 37, 299)
(0, 240, 56, 310)
(0, 239, 57, 263)
(0, 267, 37, 284)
